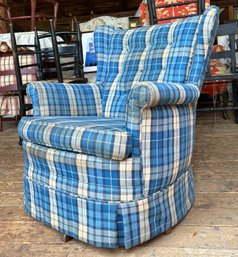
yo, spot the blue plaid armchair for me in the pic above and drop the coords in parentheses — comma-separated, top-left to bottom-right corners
(18, 6, 219, 249)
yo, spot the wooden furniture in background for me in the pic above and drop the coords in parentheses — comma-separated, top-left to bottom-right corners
(0, 51, 18, 131)
(0, 0, 9, 33)
(9, 24, 37, 118)
(0, 0, 59, 31)
(147, 0, 207, 25)
(0, 29, 49, 131)
(0, 50, 35, 131)
(49, 19, 86, 83)
(212, 0, 238, 23)
(146, 0, 238, 122)
(201, 22, 238, 122)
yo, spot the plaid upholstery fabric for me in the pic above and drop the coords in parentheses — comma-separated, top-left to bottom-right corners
(0, 54, 36, 117)
(27, 82, 103, 116)
(121, 167, 195, 248)
(128, 82, 200, 107)
(19, 6, 219, 249)
(0, 54, 37, 87)
(0, 54, 33, 71)
(94, 25, 120, 84)
(23, 140, 194, 248)
(0, 94, 32, 116)
(0, 94, 19, 116)
(19, 116, 132, 160)
(0, 74, 35, 88)
(128, 103, 196, 196)
(23, 141, 142, 202)
(94, 7, 218, 118)
(187, 7, 219, 86)
(125, 81, 199, 155)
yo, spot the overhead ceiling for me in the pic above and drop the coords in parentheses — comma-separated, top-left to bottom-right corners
(5, 0, 238, 31)
(6, 0, 142, 22)
(6, 0, 238, 21)
(55, 0, 142, 19)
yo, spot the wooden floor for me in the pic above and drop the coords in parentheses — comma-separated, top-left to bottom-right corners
(0, 112, 238, 257)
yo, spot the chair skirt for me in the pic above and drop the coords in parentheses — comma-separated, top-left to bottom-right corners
(23, 140, 195, 249)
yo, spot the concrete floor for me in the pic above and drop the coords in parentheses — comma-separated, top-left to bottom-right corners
(0, 112, 238, 257)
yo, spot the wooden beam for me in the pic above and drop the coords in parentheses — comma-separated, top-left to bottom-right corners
(211, 0, 238, 7)
(228, 5, 234, 20)
(60, 10, 136, 21)
(0, 0, 8, 33)
(220, 8, 225, 14)
(82, 0, 93, 13)
(94, 10, 136, 18)
(119, 0, 127, 11)
(57, 9, 136, 24)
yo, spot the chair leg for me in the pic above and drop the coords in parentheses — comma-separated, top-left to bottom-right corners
(232, 80, 238, 123)
(19, 137, 23, 146)
(0, 116, 3, 132)
(220, 90, 230, 120)
(61, 234, 73, 242)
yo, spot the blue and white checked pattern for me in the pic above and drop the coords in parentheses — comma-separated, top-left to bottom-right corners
(93, 7, 218, 118)
(27, 82, 103, 116)
(138, 104, 196, 196)
(19, 116, 132, 161)
(23, 141, 142, 202)
(188, 7, 219, 86)
(128, 81, 200, 108)
(23, 140, 194, 249)
(125, 81, 199, 155)
(94, 25, 121, 84)
(126, 83, 197, 195)
(19, 6, 219, 249)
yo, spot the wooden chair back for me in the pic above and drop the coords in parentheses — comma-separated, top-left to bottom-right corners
(147, 0, 206, 25)
(0, 0, 59, 31)
(49, 19, 86, 83)
(206, 22, 237, 79)
(10, 23, 39, 117)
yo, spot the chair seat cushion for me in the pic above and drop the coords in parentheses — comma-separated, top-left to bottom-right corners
(18, 116, 132, 160)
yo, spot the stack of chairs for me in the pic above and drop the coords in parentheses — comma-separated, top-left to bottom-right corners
(0, 19, 86, 131)
(0, 0, 59, 131)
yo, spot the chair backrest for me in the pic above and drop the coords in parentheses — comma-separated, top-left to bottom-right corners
(205, 22, 237, 78)
(49, 19, 85, 83)
(0, 0, 59, 31)
(147, 0, 207, 25)
(31, 0, 59, 30)
(34, 29, 58, 80)
(10, 23, 38, 116)
(224, 20, 238, 73)
(94, 6, 219, 118)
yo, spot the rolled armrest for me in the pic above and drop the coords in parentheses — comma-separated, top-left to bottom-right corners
(128, 81, 200, 109)
(27, 81, 103, 116)
(126, 81, 200, 157)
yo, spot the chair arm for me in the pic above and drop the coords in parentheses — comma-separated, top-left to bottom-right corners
(128, 82, 200, 109)
(126, 82, 199, 157)
(27, 81, 103, 116)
